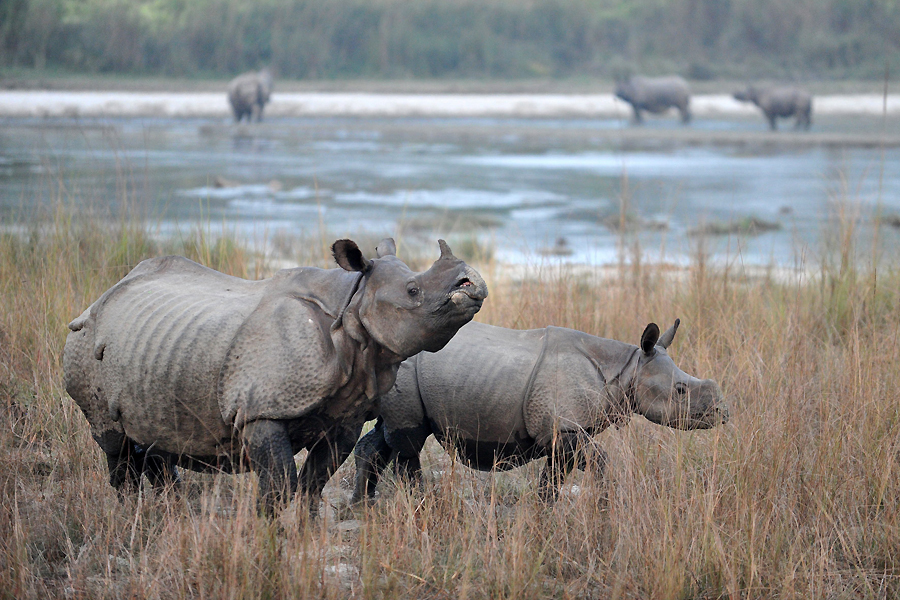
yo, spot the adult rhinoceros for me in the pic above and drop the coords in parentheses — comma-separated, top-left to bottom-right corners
(733, 85, 812, 130)
(614, 75, 692, 124)
(352, 319, 728, 503)
(64, 238, 487, 513)
(228, 68, 273, 122)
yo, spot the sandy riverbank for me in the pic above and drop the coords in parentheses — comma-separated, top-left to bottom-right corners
(1, 91, 898, 119)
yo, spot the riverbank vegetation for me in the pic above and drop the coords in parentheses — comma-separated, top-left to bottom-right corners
(1, 193, 899, 597)
(1, 0, 898, 82)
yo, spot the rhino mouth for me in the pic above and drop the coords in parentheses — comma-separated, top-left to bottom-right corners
(450, 278, 486, 301)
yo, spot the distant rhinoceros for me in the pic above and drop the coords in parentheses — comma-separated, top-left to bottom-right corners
(614, 75, 692, 124)
(733, 85, 812, 130)
(228, 68, 273, 122)
(352, 319, 728, 503)
(64, 238, 487, 513)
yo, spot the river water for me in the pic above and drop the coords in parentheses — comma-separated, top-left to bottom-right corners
(2, 109, 899, 268)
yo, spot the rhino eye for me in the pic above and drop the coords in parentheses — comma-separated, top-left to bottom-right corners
(407, 286, 420, 297)
(674, 382, 688, 396)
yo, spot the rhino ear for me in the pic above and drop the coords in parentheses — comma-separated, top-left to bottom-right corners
(375, 238, 397, 258)
(640, 323, 660, 356)
(657, 318, 680, 349)
(332, 239, 372, 273)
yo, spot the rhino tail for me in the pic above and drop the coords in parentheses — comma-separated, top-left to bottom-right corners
(68, 314, 88, 332)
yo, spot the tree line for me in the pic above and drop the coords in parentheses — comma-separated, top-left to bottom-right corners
(1, 0, 897, 80)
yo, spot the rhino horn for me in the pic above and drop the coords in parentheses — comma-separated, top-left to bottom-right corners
(640, 323, 660, 356)
(657, 318, 680, 349)
(438, 239, 455, 259)
(375, 238, 397, 258)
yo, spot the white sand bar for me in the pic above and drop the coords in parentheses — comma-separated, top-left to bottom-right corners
(1, 91, 898, 118)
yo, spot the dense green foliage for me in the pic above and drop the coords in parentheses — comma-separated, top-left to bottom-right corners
(1, 0, 898, 80)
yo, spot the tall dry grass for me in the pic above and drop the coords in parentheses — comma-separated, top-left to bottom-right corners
(1, 202, 899, 599)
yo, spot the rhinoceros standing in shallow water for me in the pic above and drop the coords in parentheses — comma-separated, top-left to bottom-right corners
(733, 85, 812, 130)
(228, 68, 273, 122)
(614, 75, 692, 124)
(352, 319, 729, 503)
(64, 239, 487, 513)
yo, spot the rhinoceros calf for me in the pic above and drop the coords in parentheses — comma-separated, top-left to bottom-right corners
(228, 68, 273, 122)
(64, 238, 487, 513)
(614, 75, 692, 124)
(352, 319, 729, 503)
(733, 85, 812, 130)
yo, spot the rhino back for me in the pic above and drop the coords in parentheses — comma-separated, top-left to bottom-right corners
(762, 87, 811, 116)
(90, 256, 267, 455)
(635, 76, 690, 109)
(416, 321, 544, 445)
(524, 327, 630, 446)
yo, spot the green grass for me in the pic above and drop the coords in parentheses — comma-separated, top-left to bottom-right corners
(1, 199, 899, 598)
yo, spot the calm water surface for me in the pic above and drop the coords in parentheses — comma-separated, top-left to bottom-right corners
(2, 114, 899, 267)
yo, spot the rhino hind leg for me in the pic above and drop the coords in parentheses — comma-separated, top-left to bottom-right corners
(142, 450, 181, 490)
(242, 419, 298, 515)
(351, 419, 394, 504)
(102, 436, 179, 495)
(630, 105, 644, 124)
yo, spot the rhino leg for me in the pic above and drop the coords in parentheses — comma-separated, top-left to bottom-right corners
(796, 111, 811, 130)
(298, 423, 363, 516)
(383, 421, 430, 487)
(105, 437, 144, 494)
(679, 104, 692, 124)
(538, 430, 591, 502)
(394, 452, 421, 481)
(101, 434, 178, 495)
(351, 419, 393, 504)
(142, 450, 181, 491)
(242, 419, 298, 515)
(630, 105, 644, 124)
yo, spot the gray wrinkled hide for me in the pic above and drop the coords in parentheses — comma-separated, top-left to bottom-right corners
(614, 75, 692, 124)
(733, 85, 812, 130)
(353, 320, 729, 503)
(228, 68, 273, 122)
(64, 240, 487, 513)
(67, 258, 360, 457)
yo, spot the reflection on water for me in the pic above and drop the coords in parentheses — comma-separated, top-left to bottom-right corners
(1, 115, 899, 266)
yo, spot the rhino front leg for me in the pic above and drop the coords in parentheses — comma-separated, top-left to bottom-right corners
(298, 423, 363, 515)
(538, 430, 590, 502)
(352, 419, 393, 504)
(242, 419, 298, 515)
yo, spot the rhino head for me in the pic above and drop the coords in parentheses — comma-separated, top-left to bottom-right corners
(733, 85, 757, 103)
(629, 319, 729, 430)
(332, 238, 488, 358)
(614, 78, 636, 103)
